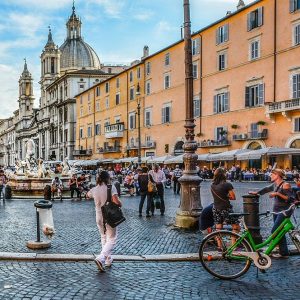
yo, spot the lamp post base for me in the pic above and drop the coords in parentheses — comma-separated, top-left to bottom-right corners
(175, 211, 200, 229)
(26, 240, 51, 249)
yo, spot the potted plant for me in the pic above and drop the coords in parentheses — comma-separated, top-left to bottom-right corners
(231, 124, 239, 129)
(196, 132, 203, 137)
(256, 120, 266, 126)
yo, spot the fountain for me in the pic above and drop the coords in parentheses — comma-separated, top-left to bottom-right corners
(6, 139, 73, 199)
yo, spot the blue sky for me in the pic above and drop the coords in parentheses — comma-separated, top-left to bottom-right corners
(0, 0, 252, 119)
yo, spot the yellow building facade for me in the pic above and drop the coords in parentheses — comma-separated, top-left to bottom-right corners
(75, 0, 300, 169)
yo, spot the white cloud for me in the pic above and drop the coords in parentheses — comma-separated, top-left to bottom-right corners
(2, 0, 72, 10)
(154, 21, 178, 38)
(88, 0, 126, 18)
(133, 11, 154, 21)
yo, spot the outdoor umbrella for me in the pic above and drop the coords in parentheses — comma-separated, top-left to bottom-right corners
(236, 147, 300, 160)
(164, 154, 184, 164)
(147, 154, 174, 164)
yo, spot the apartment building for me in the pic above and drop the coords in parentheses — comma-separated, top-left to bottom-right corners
(75, 0, 300, 169)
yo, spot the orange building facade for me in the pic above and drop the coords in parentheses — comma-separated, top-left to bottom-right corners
(75, 0, 300, 169)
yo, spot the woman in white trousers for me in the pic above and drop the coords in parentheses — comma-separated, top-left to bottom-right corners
(88, 171, 122, 272)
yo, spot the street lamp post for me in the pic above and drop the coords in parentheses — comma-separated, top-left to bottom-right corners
(136, 83, 142, 166)
(175, 0, 202, 229)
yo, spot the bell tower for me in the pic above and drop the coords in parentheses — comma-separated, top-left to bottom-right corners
(18, 59, 34, 118)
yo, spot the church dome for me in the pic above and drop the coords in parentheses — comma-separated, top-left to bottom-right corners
(59, 3, 101, 71)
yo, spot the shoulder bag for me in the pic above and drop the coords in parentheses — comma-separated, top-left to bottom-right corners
(101, 184, 126, 230)
(148, 174, 157, 193)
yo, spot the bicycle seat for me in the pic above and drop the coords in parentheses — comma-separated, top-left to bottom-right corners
(229, 212, 250, 217)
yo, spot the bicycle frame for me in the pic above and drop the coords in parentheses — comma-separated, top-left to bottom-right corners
(226, 216, 294, 257)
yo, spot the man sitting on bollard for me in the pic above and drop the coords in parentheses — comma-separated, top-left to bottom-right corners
(249, 168, 295, 259)
(51, 176, 63, 201)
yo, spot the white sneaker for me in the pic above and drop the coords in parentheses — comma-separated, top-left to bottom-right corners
(94, 258, 106, 272)
(105, 258, 113, 268)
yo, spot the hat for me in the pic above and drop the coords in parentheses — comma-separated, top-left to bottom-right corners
(271, 168, 285, 178)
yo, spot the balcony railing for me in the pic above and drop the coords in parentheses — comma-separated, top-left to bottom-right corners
(126, 141, 156, 150)
(266, 98, 300, 114)
(98, 146, 121, 153)
(232, 129, 268, 141)
(198, 139, 231, 148)
(104, 122, 125, 138)
(73, 149, 93, 156)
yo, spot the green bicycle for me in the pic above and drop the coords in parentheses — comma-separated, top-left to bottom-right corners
(199, 203, 300, 280)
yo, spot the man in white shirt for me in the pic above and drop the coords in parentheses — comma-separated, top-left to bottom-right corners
(149, 164, 166, 216)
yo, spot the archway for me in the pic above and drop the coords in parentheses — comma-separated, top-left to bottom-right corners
(247, 141, 262, 169)
(174, 141, 184, 156)
(285, 135, 300, 170)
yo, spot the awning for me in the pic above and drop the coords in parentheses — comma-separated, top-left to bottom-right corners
(147, 155, 174, 164)
(207, 149, 251, 161)
(236, 147, 300, 160)
(164, 155, 184, 164)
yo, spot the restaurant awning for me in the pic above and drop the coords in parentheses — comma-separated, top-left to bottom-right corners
(147, 155, 174, 164)
(236, 147, 300, 160)
(207, 149, 252, 161)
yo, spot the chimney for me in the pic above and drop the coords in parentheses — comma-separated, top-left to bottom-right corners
(237, 0, 245, 10)
(142, 45, 149, 60)
(226, 11, 232, 15)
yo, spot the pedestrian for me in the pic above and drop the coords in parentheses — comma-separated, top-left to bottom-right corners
(0, 169, 7, 200)
(88, 170, 122, 272)
(172, 165, 183, 194)
(124, 171, 135, 196)
(149, 164, 166, 216)
(68, 174, 80, 199)
(138, 166, 155, 217)
(211, 168, 240, 234)
(230, 165, 236, 182)
(249, 168, 295, 258)
(51, 176, 63, 200)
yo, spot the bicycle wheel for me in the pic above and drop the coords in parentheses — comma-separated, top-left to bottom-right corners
(199, 230, 252, 280)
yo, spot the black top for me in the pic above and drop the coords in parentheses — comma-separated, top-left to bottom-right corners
(211, 182, 234, 210)
(138, 173, 154, 193)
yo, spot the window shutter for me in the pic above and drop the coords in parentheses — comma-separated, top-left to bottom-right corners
(224, 92, 229, 111)
(258, 7, 264, 27)
(213, 95, 218, 113)
(214, 128, 218, 140)
(162, 107, 165, 123)
(166, 106, 171, 122)
(216, 28, 220, 45)
(290, 0, 295, 13)
(247, 13, 251, 31)
(245, 87, 250, 107)
(225, 24, 229, 42)
(196, 38, 200, 54)
(258, 84, 265, 105)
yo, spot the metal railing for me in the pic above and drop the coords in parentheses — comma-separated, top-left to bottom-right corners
(198, 139, 231, 148)
(73, 149, 93, 156)
(232, 129, 268, 141)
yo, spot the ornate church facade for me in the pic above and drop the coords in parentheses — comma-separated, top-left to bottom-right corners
(0, 4, 125, 166)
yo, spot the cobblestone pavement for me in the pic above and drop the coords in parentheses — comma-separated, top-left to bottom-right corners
(0, 257, 300, 299)
(0, 181, 299, 255)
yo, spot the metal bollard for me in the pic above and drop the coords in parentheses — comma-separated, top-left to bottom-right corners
(242, 194, 262, 244)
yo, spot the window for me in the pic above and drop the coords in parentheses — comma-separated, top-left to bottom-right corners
(192, 38, 200, 55)
(116, 93, 120, 105)
(64, 107, 68, 122)
(250, 39, 260, 60)
(137, 67, 141, 79)
(194, 97, 200, 118)
(213, 92, 229, 114)
(105, 82, 109, 93)
(193, 62, 198, 79)
(145, 108, 152, 126)
(80, 108, 83, 117)
(104, 119, 110, 128)
(88, 105, 91, 114)
(245, 84, 264, 107)
(80, 96, 83, 105)
(105, 97, 109, 109)
(293, 23, 300, 46)
(164, 74, 170, 89)
(96, 101, 100, 111)
(79, 127, 83, 139)
(95, 123, 101, 135)
(129, 71, 133, 82)
(292, 74, 300, 98)
(162, 105, 171, 123)
(87, 126, 92, 137)
(96, 86, 100, 97)
(294, 118, 300, 132)
(218, 52, 227, 71)
(250, 123, 259, 138)
(165, 53, 170, 66)
(130, 87, 135, 100)
(290, 0, 300, 12)
(215, 126, 227, 141)
(129, 112, 136, 130)
(146, 81, 151, 95)
(247, 7, 264, 31)
(146, 62, 151, 75)
(216, 24, 229, 45)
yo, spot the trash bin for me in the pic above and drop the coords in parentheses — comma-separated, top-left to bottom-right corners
(26, 200, 54, 249)
(243, 194, 262, 244)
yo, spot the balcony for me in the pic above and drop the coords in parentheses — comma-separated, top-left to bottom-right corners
(266, 98, 300, 121)
(126, 141, 156, 150)
(232, 129, 268, 141)
(104, 122, 125, 138)
(198, 139, 231, 148)
(98, 146, 121, 153)
(73, 149, 93, 156)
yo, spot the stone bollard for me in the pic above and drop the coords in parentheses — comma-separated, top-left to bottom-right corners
(242, 194, 262, 244)
(4, 184, 12, 199)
